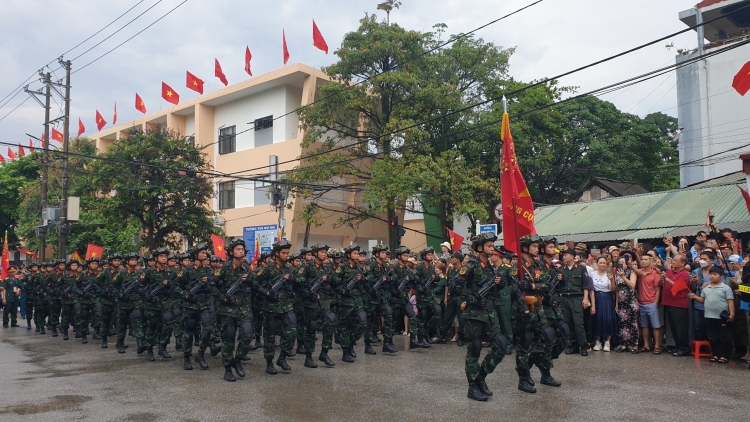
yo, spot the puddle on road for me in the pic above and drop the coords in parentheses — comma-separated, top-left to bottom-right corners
(0, 395, 92, 415)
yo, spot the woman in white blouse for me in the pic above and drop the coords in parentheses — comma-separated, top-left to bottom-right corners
(590, 256, 618, 351)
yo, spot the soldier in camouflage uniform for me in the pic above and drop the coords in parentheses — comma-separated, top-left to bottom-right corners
(74, 257, 99, 344)
(46, 260, 66, 337)
(293, 247, 311, 356)
(364, 245, 398, 353)
(115, 253, 145, 353)
(175, 242, 217, 372)
(33, 263, 50, 334)
(207, 254, 224, 358)
(390, 247, 427, 349)
(23, 262, 40, 330)
(254, 240, 297, 374)
(333, 244, 368, 363)
(60, 260, 80, 341)
(139, 248, 175, 361)
(295, 243, 337, 368)
(438, 252, 465, 345)
(414, 247, 444, 345)
(539, 236, 569, 362)
(459, 234, 510, 401)
(95, 254, 121, 348)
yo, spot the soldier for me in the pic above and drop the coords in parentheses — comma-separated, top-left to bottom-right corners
(114, 253, 143, 353)
(558, 248, 590, 356)
(459, 234, 508, 402)
(390, 247, 426, 349)
(139, 247, 175, 361)
(439, 252, 465, 346)
(248, 251, 267, 353)
(74, 257, 99, 344)
(34, 263, 50, 334)
(293, 247, 310, 356)
(254, 240, 297, 374)
(145, 254, 156, 269)
(414, 247, 443, 344)
(23, 262, 40, 330)
(179, 253, 192, 270)
(175, 242, 217, 372)
(333, 244, 368, 362)
(364, 245, 398, 353)
(167, 253, 179, 270)
(296, 243, 337, 368)
(46, 260, 66, 337)
(538, 237, 569, 363)
(60, 259, 80, 341)
(2, 266, 21, 327)
(96, 254, 121, 348)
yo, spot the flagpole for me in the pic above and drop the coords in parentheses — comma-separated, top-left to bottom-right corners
(502, 96, 523, 283)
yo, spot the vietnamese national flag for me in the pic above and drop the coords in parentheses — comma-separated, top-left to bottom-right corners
(95, 110, 107, 131)
(252, 237, 261, 268)
(312, 20, 328, 54)
(135, 93, 147, 114)
(77, 118, 85, 137)
(7, 148, 16, 160)
(1, 232, 9, 280)
(732, 61, 750, 96)
(85, 244, 104, 260)
(52, 128, 64, 142)
(500, 111, 536, 255)
(0, 154, 5, 164)
(18, 144, 24, 158)
(214, 59, 228, 86)
(211, 233, 227, 260)
(186, 71, 204, 94)
(113, 102, 117, 125)
(739, 186, 750, 214)
(17, 248, 38, 260)
(245, 46, 253, 76)
(28, 139, 34, 153)
(282, 29, 290, 64)
(446, 228, 465, 253)
(162, 82, 180, 105)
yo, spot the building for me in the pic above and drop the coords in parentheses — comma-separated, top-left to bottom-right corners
(676, 0, 750, 187)
(569, 177, 649, 202)
(87, 64, 391, 253)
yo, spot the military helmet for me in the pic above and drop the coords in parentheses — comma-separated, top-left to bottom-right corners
(299, 247, 311, 256)
(86, 256, 100, 264)
(55, 259, 66, 266)
(540, 236, 558, 247)
(101, 259, 110, 265)
(145, 253, 155, 261)
(372, 244, 388, 254)
(66, 259, 80, 268)
(344, 243, 361, 255)
(272, 240, 293, 252)
(210, 255, 224, 263)
(110, 253, 123, 260)
(312, 243, 330, 253)
(420, 246, 435, 259)
(519, 234, 541, 248)
(28, 262, 39, 268)
(179, 252, 191, 261)
(228, 238, 245, 251)
(394, 246, 411, 257)
(259, 252, 270, 262)
(125, 252, 140, 261)
(330, 249, 344, 259)
(470, 234, 487, 252)
(194, 242, 209, 252)
(167, 253, 178, 261)
(153, 247, 169, 257)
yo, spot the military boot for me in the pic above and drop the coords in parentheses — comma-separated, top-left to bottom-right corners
(370, 335, 381, 343)
(39, 326, 45, 334)
(175, 341, 182, 351)
(81, 334, 88, 344)
(183, 356, 193, 370)
(304, 354, 318, 368)
(195, 352, 209, 370)
(476, 373, 493, 397)
(35, 324, 40, 332)
(419, 336, 431, 348)
(382, 341, 398, 353)
(146, 347, 155, 362)
(52, 327, 59, 337)
(249, 336, 261, 350)
(318, 351, 335, 367)
(342, 348, 354, 363)
(233, 360, 245, 378)
(296, 344, 307, 355)
(238, 354, 250, 361)
(158, 345, 171, 359)
(276, 355, 291, 371)
(101, 335, 108, 349)
(92, 332, 102, 340)
(210, 343, 221, 357)
(75, 331, 81, 339)
(27, 321, 32, 330)
(349, 348, 357, 358)
(410, 338, 425, 349)
(467, 383, 488, 401)
(540, 371, 561, 387)
(62, 330, 69, 340)
(265, 359, 278, 375)
(116, 340, 126, 354)
(364, 344, 377, 355)
(136, 340, 146, 355)
(518, 378, 537, 394)
(223, 365, 236, 382)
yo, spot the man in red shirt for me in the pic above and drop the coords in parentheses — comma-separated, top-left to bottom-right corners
(661, 255, 691, 356)
(635, 255, 663, 353)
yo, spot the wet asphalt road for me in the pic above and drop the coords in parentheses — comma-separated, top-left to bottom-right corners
(0, 324, 747, 421)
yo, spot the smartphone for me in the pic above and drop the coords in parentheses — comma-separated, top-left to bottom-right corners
(617, 264, 623, 271)
(624, 255, 630, 264)
(709, 213, 714, 224)
(591, 248, 600, 254)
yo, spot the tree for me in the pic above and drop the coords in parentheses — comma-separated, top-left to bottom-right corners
(0, 154, 41, 244)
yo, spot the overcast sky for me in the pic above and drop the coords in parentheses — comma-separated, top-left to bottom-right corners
(0, 0, 700, 152)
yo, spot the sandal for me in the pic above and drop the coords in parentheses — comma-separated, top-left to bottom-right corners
(709, 356, 718, 362)
(653, 348, 663, 355)
(717, 357, 728, 363)
(638, 346, 651, 353)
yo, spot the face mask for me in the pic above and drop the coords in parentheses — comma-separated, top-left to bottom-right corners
(699, 260, 709, 268)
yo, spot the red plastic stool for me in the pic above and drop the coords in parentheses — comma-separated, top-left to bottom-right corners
(692, 340, 712, 358)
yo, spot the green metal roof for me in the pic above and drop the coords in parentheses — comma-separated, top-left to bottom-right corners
(534, 182, 750, 241)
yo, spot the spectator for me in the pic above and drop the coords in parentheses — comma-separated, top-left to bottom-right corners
(690, 266, 735, 363)
(691, 251, 714, 341)
(663, 236, 678, 260)
(691, 231, 707, 260)
(608, 245, 620, 262)
(726, 255, 748, 360)
(634, 255, 663, 354)
(661, 255, 691, 356)
(439, 242, 452, 260)
(615, 257, 639, 353)
(590, 257, 618, 352)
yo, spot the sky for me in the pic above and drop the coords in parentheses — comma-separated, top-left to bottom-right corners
(0, 0, 700, 152)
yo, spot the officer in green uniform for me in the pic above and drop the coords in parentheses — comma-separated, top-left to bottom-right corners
(60, 259, 80, 341)
(2, 266, 21, 327)
(167, 251, 184, 352)
(293, 247, 312, 356)
(539, 237, 569, 362)
(75, 257, 99, 344)
(365, 245, 398, 353)
(95, 254, 121, 348)
(296, 243, 338, 368)
(489, 247, 514, 355)
(390, 247, 426, 349)
(558, 247, 590, 356)
(139, 247, 175, 362)
(46, 260, 66, 337)
(115, 253, 145, 353)
(24, 262, 40, 330)
(414, 247, 443, 344)
(333, 244, 368, 362)
(438, 252, 465, 345)
(254, 240, 297, 374)
(207, 254, 224, 358)
(34, 263, 50, 334)
(459, 234, 509, 401)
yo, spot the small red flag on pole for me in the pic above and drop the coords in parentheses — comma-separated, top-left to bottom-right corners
(18, 144, 25, 158)
(282, 29, 290, 64)
(245, 46, 253, 76)
(7, 148, 16, 160)
(52, 128, 64, 142)
(135, 93, 147, 114)
(113, 102, 117, 125)
(28, 139, 35, 154)
(312, 20, 328, 54)
(211, 234, 227, 260)
(215, 59, 228, 86)
(732, 61, 750, 96)
(186, 71, 205, 94)
(95, 110, 107, 131)
(446, 228, 465, 253)
(77, 118, 85, 137)
(161, 82, 180, 105)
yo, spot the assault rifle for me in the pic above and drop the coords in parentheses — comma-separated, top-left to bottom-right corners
(149, 274, 176, 298)
(345, 274, 360, 291)
(309, 277, 325, 295)
(475, 274, 497, 299)
(82, 282, 94, 296)
(270, 274, 288, 293)
(397, 276, 410, 294)
(423, 274, 436, 291)
(122, 280, 140, 297)
(372, 268, 394, 292)
(225, 273, 250, 302)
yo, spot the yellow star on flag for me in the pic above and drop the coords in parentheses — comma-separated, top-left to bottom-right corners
(217, 245, 223, 251)
(92, 252, 97, 257)
(140, 101, 145, 107)
(167, 91, 173, 97)
(193, 81, 198, 86)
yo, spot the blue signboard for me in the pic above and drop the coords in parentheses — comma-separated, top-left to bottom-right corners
(243, 224, 279, 263)
(479, 224, 497, 235)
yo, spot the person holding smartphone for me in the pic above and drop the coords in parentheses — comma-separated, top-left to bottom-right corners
(690, 266, 734, 363)
(590, 257, 617, 352)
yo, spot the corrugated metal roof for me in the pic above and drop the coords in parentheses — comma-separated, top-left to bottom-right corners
(621, 227, 680, 240)
(688, 171, 745, 187)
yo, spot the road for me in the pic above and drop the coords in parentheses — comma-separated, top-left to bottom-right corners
(0, 325, 746, 421)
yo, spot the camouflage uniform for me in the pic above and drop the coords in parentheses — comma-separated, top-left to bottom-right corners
(33, 268, 49, 333)
(439, 266, 465, 340)
(175, 262, 217, 369)
(45, 265, 66, 336)
(364, 256, 397, 353)
(23, 268, 40, 329)
(296, 256, 337, 367)
(75, 268, 99, 341)
(60, 266, 79, 338)
(414, 258, 441, 343)
(95, 266, 121, 347)
(213, 258, 254, 379)
(139, 264, 175, 360)
(116, 264, 145, 353)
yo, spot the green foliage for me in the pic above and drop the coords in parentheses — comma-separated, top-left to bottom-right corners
(0, 154, 41, 243)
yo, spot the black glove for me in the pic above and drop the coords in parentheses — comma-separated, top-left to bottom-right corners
(267, 291, 279, 300)
(522, 312, 532, 324)
(224, 296, 236, 305)
(474, 296, 487, 309)
(519, 280, 534, 291)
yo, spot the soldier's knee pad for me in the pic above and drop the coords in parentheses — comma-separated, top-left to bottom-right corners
(307, 319, 318, 332)
(356, 309, 368, 326)
(469, 337, 483, 358)
(184, 317, 198, 332)
(540, 325, 556, 345)
(162, 309, 174, 325)
(492, 333, 508, 352)
(239, 318, 254, 340)
(94, 303, 103, 313)
(222, 324, 237, 343)
(283, 311, 298, 329)
(557, 321, 570, 340)
(383, 304, 393, 320)
(524, 331, 534, 349)
(404, 303, 416, 318)
(172, 306, 182, 320)
(433, 303, 442, 317)
(131, 308, 143, 322)
(267, 315, 279, 335)
(199, 310, 213, 328)
(324, 311, 337, 328)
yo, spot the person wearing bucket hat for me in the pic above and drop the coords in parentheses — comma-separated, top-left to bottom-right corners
(440, 242, 452, 259)
(2, 266, 21, 327)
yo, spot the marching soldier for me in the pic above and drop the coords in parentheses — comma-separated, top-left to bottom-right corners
(390, 247, 426, 349)
(365, 245, 398, 354)
(296, 243, 337, 368)
(139, 248, 175, 361)
(115, 253, 145, 353)
(75, 257, 99, 344)
(334, 244, 368, 362)
(24, 262, 40, 330)
(60, 260, 80, 341)
(439, 252, 465, 345)
(46, 260, 66, 337)
(415, 247, 443, 344)
(34, 263, 51, 334)
(539, 237, 569, 363)
(96, 254, 123, 348)
(2, 266, 21, 327)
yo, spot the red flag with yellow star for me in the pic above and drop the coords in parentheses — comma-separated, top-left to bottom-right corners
(161, 82, 180, 105)
(446, 228, 465, 253)
(135, 93, 147, 114)
(95, 110, 107, 131)
(85, 244, 104, 260)
(186, 71, 204, 94)
(77, 118, 85, 137)
(211, 234, 226, 260)
(732, 61, 750, 96)
(113, 102, 117, 125)
(500, 112, 536, 254)
(52, 128, 64, 142)
(1, 232, 9, 279)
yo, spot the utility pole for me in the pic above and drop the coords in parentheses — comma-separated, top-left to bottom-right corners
(269, 155, 287, 240)
(24, 71, 52, 262)
(58, 59, 72, 259)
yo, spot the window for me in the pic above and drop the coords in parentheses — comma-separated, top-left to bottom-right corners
(219, 181, 235, 210)
(254, 177, 272, 206)
(218, 126, 236, 155)
(254, 115, 273, 131)
(254, 115, 273, 148)
(185, 135, 195, 147)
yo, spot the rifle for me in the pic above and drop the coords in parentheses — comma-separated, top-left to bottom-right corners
(309, 277, 325, 295)
(82, 282, 94, 296)
(225, 273, 249, 302)
(397, 277, 409, 294)
(372, 267, 393, 292)
(189, 279, 211, 297)
(270, 274, 288, 293)
(149, 274, 176, 298)
(345, 274, 360, 291)
(122, 280, 140, 297)
(475, 275, 496, 299)
(423, 274, 436, 291)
